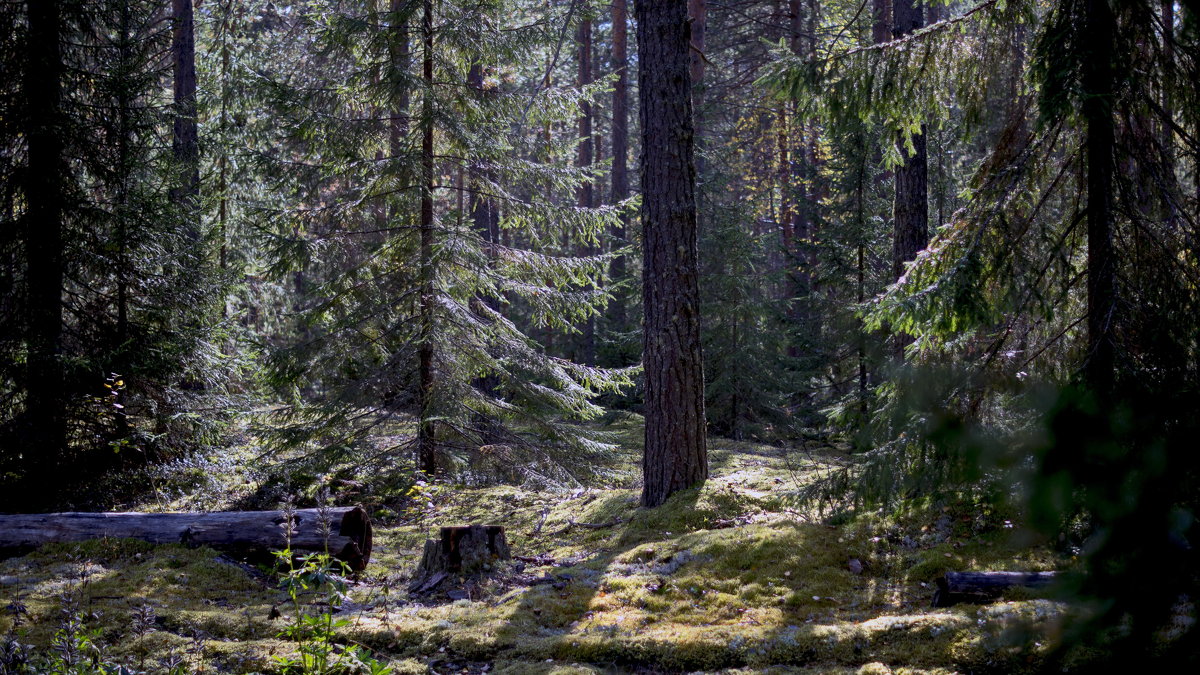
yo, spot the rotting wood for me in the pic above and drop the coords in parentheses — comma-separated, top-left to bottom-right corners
(529, 506, 550, 537)
(0, 506, 373, 571)
(932, 571, 1058, 607)
(409, 525, 511, 593)
(550, 517, 627, 536)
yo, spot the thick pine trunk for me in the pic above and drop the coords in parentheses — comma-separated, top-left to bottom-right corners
(1083, 0, 1116, 397)
(417, 0, 438, 475)
(609, 0, 630, 335)
(890, 0, 928, 284)
(23, 0, 67, 490)
(0, 507, 373, 570)
(636, 0, 708, 508)
(172, 0, 200, 238)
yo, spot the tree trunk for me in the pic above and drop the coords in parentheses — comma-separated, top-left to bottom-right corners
(777, 102, 793, 301)
(1082, 0, 1116, 397)
(872, 0, 890, 44)
(0, 507, 374, 571)
(689, 0, 707, 179)
(576, 17, 596, 366)
(409, 525, 511, 592)
(217, 3, 230, 285)
(417, 0, 438, 475)
(787, 0, 816, 346)
(890, 0, 928, 284)
(22, 0, 67, 491)
(1160, 0, 1177, 230)
(636, 0, 708, 508)
(468, 64, 498, 253)
(609, 0, 630, 337)
(468, 63, 502, 420)
(390, 0, 410, 162)
(171, 0, 200, 239)
(114, 0, 135, 440)
(932, 571, 1058, 607)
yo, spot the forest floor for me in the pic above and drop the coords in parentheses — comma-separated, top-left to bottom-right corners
(0, 416, 1075, 674)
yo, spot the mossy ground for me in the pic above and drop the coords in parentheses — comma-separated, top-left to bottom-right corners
(1, 418, 1084, 673)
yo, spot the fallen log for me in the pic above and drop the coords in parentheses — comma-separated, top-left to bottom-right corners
(932, 571, 1058, 607)
(549, 517, 627, 536)
(0, 506, 373, 571)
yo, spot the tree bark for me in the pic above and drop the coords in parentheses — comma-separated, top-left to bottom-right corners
(1082, 0, 1116, 397)
(390, 0, 410, 152)
(409, 525, 511, 592)
(0, 507, 374, 571)
(609, 0, 630, 335)
(872, 0, 891, 44)
(468, 63, 502, 416)
(22, 0, 67, 489)
(417, 0, 438, 475)
(787, 0, 817, 343)
(636, 0, 708, 508)
(576, 17, 596, 366)
(890, 0, 928, 284)
(171, 0, 200, 239)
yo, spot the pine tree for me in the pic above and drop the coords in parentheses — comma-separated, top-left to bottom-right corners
(637, 0, 708, 507)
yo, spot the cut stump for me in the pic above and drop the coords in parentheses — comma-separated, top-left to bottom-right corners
(409, 525, 511, 593)
(932, 571, 1058, 607)
(0, 507, 373, 571)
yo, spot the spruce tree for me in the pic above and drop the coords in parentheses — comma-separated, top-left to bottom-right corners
(258, 0, 630, 486)
(0, 0, 237, 506)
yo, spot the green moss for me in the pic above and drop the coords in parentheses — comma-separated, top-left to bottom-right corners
(0, 425, 1085, 673)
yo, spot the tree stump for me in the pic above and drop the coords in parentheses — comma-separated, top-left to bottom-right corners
(409, 525, 511, 593)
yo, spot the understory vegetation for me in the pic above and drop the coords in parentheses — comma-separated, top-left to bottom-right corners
(2, 417, 1096, 674)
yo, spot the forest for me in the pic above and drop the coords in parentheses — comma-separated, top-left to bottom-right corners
(0, 0, 1198, 672)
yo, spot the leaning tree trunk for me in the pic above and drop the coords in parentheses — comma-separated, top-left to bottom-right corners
(636, 0, 708, 508)
(0, 507, 374, 570)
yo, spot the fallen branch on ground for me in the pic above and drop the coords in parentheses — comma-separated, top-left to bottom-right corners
(550, 518, 627, 536)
